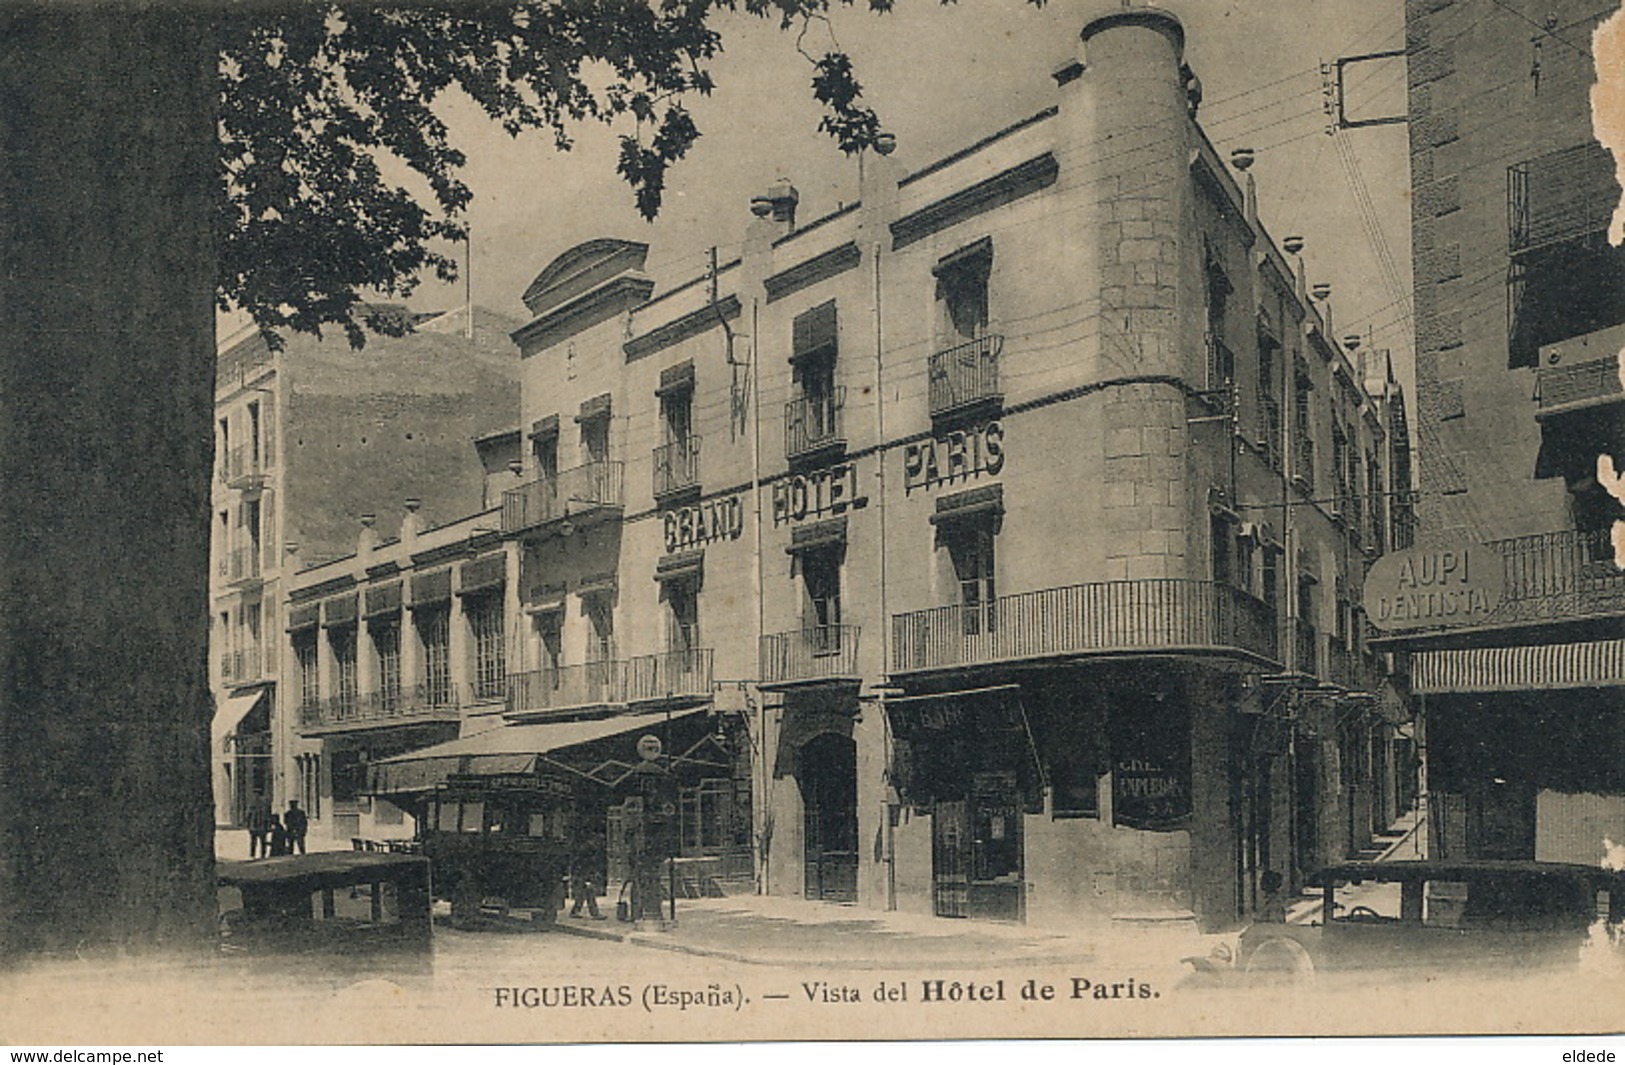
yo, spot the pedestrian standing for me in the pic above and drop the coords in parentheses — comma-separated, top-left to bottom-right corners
(267, 814, 290, 857)
(569, 824, 607, 919)
(246, 803, 272, 859)
(284, 799, 308, 856)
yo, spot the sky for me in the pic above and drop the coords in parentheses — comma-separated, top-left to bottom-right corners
(386, 0, 1416, 394)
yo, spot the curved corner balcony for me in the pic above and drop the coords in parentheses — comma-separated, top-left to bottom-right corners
(891, 579, 1278, 674)
(501, 461, 624, 536)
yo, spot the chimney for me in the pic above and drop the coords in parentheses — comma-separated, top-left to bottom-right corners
(859, 135, 903, 242)
(749, 179, 799, 239)
(358, 513, 379, 559)
(399, 498, 423, 550)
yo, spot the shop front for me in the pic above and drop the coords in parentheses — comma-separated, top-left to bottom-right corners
(368, 706, 752, 910)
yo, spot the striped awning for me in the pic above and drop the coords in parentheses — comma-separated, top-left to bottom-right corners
(1413, 638, 1625, 693)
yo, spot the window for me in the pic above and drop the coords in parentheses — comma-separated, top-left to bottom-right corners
(1257, 332, 1283, 471)
(1210, 514, 1234, 586)
(329, 625, 358, 712)
(585, 594, 614, 663)
(1261, 546, 1280, 614)
(948, 524, 997, 636)
(665, 579, 700, 655)
(247, 400, 261, 467)
(656, 381, 698, 495)
(800, 546, 843, 653)
(466, 592, 506, 701)
(296, 753, 321, 819)
(295, 629, 319, 709)
(1293, 362, 1316, 489)
(534, 432, 558, 483)
(788, 302, 842, 457)
(582, 417, 609, 466)
(372, 617, 401, 711)
(936, 243, 990, 345)
(534, 611, 563, 675)
(416, 606, 451, 707)
(1366, 449, 1385, 549)
(331, 748, 365, 805)
(218, 417, 229, 478)
(1205, 251, 1234, 388)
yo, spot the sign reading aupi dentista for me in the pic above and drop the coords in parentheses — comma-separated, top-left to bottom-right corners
(1362, 542, 1504, 630)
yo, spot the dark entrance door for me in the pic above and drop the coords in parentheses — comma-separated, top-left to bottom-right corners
(933, 771, 1023, 921)
(801, 733, 858, 903)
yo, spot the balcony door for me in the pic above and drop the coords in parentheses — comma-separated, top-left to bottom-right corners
(801, 732, 858, 903)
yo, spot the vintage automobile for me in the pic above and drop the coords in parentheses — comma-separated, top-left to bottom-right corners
(217, 850, 433, 959)
(1229, 860, 1625, 983)
(420, 773, 574, 926)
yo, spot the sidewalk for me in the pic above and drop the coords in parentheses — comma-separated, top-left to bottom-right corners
(548, 893, 1103, 970)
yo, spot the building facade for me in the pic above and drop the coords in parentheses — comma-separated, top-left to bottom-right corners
(210, 306, 519, 832)
(466, 5, 1411, 930)
(1384, 0, 1625, 863)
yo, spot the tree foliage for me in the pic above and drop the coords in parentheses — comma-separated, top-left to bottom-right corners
(216, 1, 904, 348)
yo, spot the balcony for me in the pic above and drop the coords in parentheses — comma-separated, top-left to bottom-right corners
(1326, 639, 1385, 694)
(785, 388, 845, 462)
(928, 335, 1003, 420)
(1493, 527, 1625, 626)
(891, 579, 1277, 674)
(501, 461, 624, 536)
(219, 646, 265, 687)
(506, 660, 629, 717)
(1508, 143, 1618, 257)
(296, 683, 459, 735)
(227, 545, 263, 586)
(222, 444, 266, 491)
(759, 626, 862, 688)
(627, 649, 714, 705)
(1535, 356, 1624, 417)
(652, 437, 702, 501)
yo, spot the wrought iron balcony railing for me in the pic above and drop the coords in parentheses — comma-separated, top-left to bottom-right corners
(223, 444, 266, 489)
(652, 437, 702, 499)
(1535, 356, 1624, 414)
(506, 660, 629, 716)
(227, 545, 262, 584)
(891, 579, 1277, 673)
(1508, 142, 1619, 257)
(501, 461, 624, 535)
(219, 646, 265, 686)
(296, 683, 459, 734)
(928, 335, 1003, 418)
(1493, 527, 1625, 624)
(627, 649, 714, 703)
(785, 387, 845, 461)
(760, 626, 862, 687)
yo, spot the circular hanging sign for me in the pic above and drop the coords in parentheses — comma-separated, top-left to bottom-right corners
(636, 734, 664, 762)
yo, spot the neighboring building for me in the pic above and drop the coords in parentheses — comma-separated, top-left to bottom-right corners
(209, 305, 519, 833)
(1381, 0, 1625, 863)
(363, 5, 1409, 931)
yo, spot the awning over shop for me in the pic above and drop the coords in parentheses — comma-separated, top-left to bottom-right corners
(212, 690, 266, 752)
(367, 707, 712, 796)
(1413, 637, 1625, 694)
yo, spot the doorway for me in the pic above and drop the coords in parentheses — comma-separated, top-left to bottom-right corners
(800, 732, 858, 903)
(932, 771, 1023, 921)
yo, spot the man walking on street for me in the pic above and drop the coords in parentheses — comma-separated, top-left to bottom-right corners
(284, 799, 308, 856)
